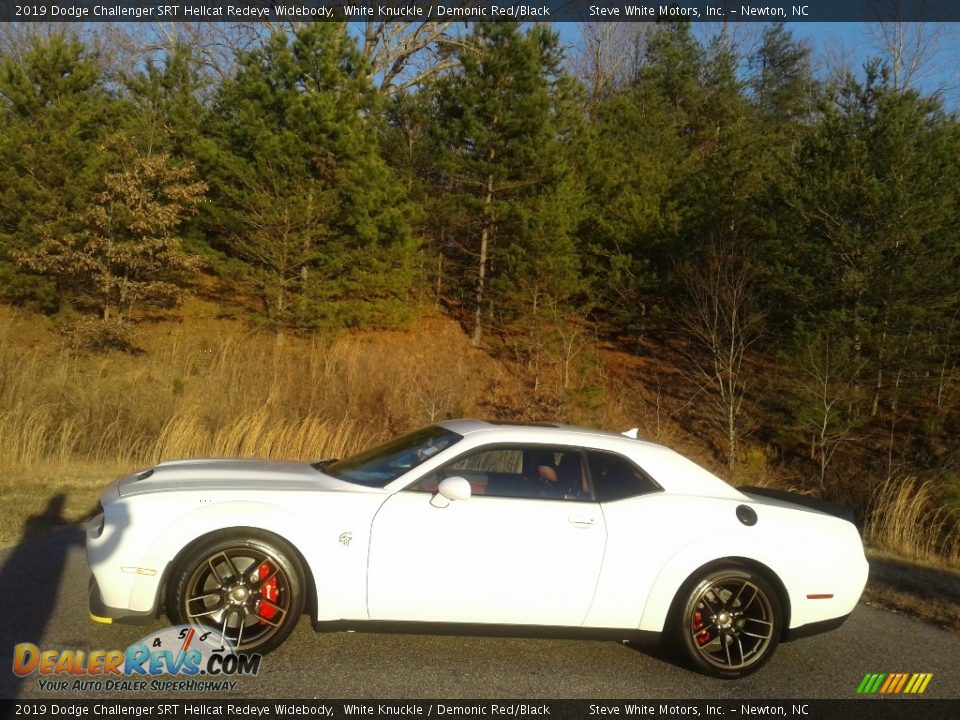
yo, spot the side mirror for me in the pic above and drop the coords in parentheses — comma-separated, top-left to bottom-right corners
(430, 476, 471, 508)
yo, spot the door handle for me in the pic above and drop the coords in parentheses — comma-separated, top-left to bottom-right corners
(568, 514, 595, 528)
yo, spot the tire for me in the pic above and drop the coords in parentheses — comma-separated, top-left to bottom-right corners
(166, 530, 306, 654)
(671, 564, 782, 678)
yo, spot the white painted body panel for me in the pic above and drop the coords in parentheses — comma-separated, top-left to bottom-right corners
(87, 420, 868, 637)
(367, 492, 605, 624)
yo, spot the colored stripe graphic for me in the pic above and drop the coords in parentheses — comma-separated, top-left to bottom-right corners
(857, 673, 882, 693)
(857, 673, 933, 694)
(892, 674, 909, 693)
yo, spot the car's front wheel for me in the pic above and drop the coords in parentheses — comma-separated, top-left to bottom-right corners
(166, 531, 305, 654)
(672, 565, 782, 678)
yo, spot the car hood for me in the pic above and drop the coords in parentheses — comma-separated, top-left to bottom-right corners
(116, 458, 366, 497)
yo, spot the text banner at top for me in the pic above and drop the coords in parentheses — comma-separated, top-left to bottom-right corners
(4, 0, 960, 23)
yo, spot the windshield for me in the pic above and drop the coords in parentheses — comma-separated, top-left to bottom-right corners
(319, 426, 462, 487)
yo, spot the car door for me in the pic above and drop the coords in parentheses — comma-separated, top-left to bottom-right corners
(366, 445, 606, 626)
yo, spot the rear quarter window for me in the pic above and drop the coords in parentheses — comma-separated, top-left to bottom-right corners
(587, 450, 661, 502)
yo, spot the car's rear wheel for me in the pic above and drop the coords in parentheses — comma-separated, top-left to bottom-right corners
(672, 565, 782, 678)
(166, 531, 305, 654)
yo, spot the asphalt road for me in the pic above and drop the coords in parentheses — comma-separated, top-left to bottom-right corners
(2, 528, 958, 700)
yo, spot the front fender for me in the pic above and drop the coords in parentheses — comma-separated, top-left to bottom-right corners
(126, 499, 368, 621)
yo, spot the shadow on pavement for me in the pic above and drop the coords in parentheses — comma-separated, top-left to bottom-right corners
(0, 495, 83, 698)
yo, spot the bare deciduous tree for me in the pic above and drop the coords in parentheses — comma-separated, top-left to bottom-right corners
(17, 137, 206, 324)
(357, 21, 461, 94)
(60, 23, 274, 83)
(571, 22, 650, 100)
(869, 21, 959, 93)
(696, 22, 765, 65)
(679, 242, 763, 473)
(148, 21, 462, 94)
(791, 331, 866, 491)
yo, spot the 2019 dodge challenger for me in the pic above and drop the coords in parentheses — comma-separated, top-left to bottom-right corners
(87, 419, 868, 677)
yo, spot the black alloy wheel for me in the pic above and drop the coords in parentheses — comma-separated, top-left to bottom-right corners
(167, 531, 305, 653)
(674, 565, 782, 678)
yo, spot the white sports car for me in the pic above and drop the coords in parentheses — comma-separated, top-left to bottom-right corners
(87, 419, 868, 678)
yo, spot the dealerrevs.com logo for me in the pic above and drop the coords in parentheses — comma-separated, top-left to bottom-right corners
(12, 626, 261, 692)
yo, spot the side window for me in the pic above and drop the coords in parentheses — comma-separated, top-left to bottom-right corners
(452, 448, 523, 474)
(409, 448, 524, 496)
(408, 446, 591, 501)
(587, 451, 660, 502)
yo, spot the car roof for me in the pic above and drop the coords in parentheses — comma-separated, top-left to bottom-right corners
(438, 418, 653, 446)
(435, 419, 745, 500)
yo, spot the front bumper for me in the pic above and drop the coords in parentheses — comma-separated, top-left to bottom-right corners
(88, 576, 159, 626)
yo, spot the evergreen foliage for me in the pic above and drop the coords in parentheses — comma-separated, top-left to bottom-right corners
(750, 22, 817, 125)
(1, 24, 959, 510)
(122, 43, 208, 162)
(199, 24, 416, 329)
(770, 63, 960, 482)
(17, 135, 206, 325)
(578, 79, 686, 334)
(427, 22, 584, 346)
(0, 32, 117, 310)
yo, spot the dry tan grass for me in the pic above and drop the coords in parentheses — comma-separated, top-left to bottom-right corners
(4, 303, 959, 571)
(864, 476, 960, 566)
(0, 306, 502, 546)
(151, 412, 373, 463)
(0, 308, 489, 470)
(0, 460, 130, 546)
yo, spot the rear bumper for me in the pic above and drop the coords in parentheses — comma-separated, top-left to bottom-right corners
(783, 612, 851, 641)
(88, 576, 158, 626)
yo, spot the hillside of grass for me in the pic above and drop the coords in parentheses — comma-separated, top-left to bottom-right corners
(0, 298, 638, 541)
(0, 301, 488, 542)
(1, 299, 956, 563)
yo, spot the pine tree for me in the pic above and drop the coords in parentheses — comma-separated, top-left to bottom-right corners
(123, 42, 207, 161)
(430, 22, 584, 347)
(773, 62, 960, 484)
(641, 21, 704, 124)
(682, 35, 771, 268)
(750, 22, 816, 126)
(580, 20, 710, 335)
(200, 24, 416, 329)
(17, 134, 206, 329)
(577, 80, 686, 336)
(0, 32, 117, 310)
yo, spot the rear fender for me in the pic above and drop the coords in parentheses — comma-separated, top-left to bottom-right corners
(637, 535, 796, 633)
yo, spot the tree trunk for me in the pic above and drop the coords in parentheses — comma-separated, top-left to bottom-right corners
(472, 169, 495, 347)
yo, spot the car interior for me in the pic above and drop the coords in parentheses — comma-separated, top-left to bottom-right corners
(413, 446, 593, 501)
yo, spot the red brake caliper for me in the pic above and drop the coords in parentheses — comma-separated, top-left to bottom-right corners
(693, 611, 710, 645)
(256, 562, 278, 625)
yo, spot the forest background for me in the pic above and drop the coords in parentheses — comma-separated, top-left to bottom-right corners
(0, 19, 959, 604)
